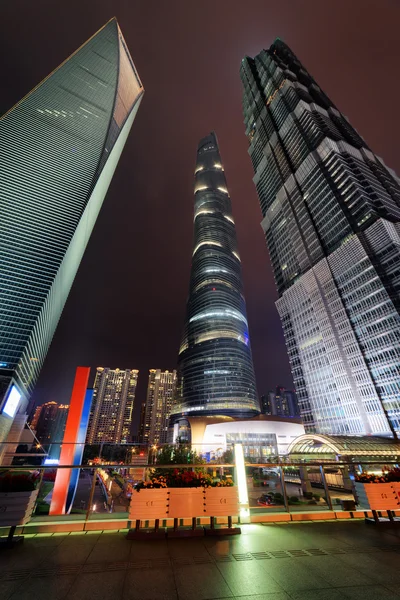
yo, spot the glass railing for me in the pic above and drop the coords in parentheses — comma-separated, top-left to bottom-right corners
(0, 441, 398, 531)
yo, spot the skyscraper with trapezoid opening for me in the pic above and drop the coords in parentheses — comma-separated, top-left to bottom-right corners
(0, 18, 144, 439)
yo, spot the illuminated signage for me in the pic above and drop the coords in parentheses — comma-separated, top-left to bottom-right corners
(2, 385, 21, 418)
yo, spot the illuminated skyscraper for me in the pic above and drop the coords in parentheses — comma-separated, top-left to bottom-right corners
(241, 39, 400, 436)
(34, 401, 59, 443)
(261, 386, 300, 417)
(86, 368, 138, 444)
(33, 401, 69, 445)
(142, 370, 177, 445)
(172, 132, 259, 419)
(0, 19, 144, 440)
(29, 405, 43, 431)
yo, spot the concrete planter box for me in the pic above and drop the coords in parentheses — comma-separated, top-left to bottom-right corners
(355, 482, 400, 510)
(129, 486, 239, 521)
(0, 490, 39, 527)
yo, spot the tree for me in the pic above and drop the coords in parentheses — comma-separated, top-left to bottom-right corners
(222, 449, 234, 464)
(155, 443, 205, 465)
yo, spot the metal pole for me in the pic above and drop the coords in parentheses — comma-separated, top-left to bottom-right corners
(33, 467, 45, 514)
(319, 465, 333, 510)
(84, 468, 98, 525)
(7, 525, 16, 547)
(279, 466, 290, 512)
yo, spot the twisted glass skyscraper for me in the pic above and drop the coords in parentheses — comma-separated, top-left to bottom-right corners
(241, 39, 400, 436)
(173, 133, 259, 419)
(0, 19, 143, 425)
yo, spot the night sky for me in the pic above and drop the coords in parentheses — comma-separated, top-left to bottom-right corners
(2, 1, 400, 428)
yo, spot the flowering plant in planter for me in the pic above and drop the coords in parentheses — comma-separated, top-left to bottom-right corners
(354, 467, 400, 511)
(385, 467, 400, 482)
(134, 476, 169, 491)
(213, 479, 234, 487)
(134, 469, 234, 492)
(166, 469, 212, 489)
(0, 471, 40, 534)
(355, 468, 400, 484)
(0, 471, 38, 492)
(355, 473, 387, 484)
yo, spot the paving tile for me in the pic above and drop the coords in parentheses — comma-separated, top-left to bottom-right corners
(327, 527, 398, 548)
(203, 537, 245, 557)
(44, 543, 93, 565)
(0, 580, 25, 600)
(28, 534, 67, 546)
(173, 563, 233, 600)
(0, 546, 48, 572)
(384, 584, 400, 596)
(261, 558, 330, 593)
(8, 575, 76, 600)
(130, 540, 170, 559)
(61, 533, 100, 545)
(167, 538, 209, 558)
(217, 561, 283, 597)
(123, 567, 177, 599)
(96, 532, 127, 544)
(64, 570, 126, 600)
(335, 552, 400, 585)
(297, 555, 376, 587)
(86, 541, 131, 563)
(341, 585, 400, 599)
(239, 536, 284, 552)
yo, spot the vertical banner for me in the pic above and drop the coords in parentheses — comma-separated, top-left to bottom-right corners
(49, 367, 91, 515)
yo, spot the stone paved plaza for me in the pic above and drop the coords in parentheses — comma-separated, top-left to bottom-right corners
(1, 521, 400, 600)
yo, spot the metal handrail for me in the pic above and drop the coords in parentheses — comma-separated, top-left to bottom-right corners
(1, 460, 399, 470)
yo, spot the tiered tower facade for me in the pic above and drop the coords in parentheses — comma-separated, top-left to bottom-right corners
(241, 39, 400, 436)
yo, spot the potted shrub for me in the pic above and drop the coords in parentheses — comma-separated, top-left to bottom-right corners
(354, 469, 400, 510)
(0, 471, 39, 547)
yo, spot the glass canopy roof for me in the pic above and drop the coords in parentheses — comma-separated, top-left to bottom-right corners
(288, 434, 400, 457)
